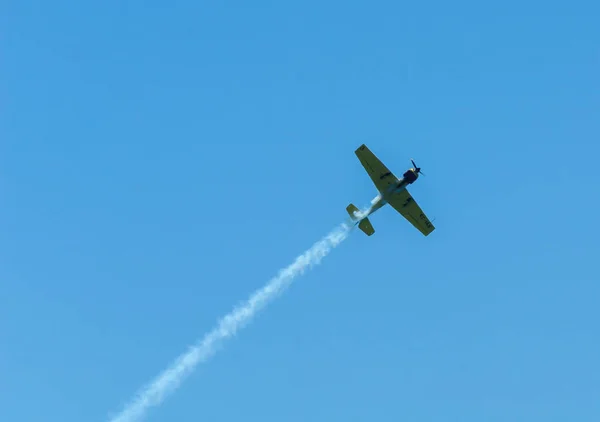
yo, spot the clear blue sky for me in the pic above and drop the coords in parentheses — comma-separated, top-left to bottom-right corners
(2, 1, 599, 421)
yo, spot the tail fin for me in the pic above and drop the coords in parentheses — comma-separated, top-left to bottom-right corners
(346, 203, 375, 236)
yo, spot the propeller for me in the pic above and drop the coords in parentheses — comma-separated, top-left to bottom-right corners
(411, 159, 425, 176)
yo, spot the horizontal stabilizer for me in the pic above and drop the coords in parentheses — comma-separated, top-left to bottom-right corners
(358, 217, 375, 236)
(346, 203, 374, 235)
(346, 203, 361, 220)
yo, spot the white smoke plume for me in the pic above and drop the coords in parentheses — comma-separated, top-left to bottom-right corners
(351, 195, 381, 220)
(107, 220, 355, 422)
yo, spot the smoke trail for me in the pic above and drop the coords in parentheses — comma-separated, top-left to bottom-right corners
(108, 220, 354, 422)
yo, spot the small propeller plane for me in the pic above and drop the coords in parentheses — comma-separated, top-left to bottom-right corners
(347, 144, 435, 237)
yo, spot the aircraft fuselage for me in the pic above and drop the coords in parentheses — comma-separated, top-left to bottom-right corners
(363, 168, 419, 218)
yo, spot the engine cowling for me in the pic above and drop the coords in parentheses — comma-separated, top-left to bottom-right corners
(403, 169, 418, 183)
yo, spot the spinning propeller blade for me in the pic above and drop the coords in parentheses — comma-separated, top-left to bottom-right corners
(410, 158, 425, 176)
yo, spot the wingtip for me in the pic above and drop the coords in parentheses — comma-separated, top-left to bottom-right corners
(355, 143, 367, 154)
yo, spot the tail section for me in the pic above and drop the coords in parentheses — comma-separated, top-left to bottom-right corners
(358, 218, 375, 236)
(346, 203, 375, 236)
(346, 203, 361, 220)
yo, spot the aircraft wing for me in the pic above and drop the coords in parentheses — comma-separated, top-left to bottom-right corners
(387, 189, 435, 236)
(355, 144, 398, 193)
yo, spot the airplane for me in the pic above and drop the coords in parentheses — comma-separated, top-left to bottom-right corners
(347, 144, 435, 237)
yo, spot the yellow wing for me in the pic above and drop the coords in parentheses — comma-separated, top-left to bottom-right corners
(355, 144, 398, 193)
(387, 189, 435, 236)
